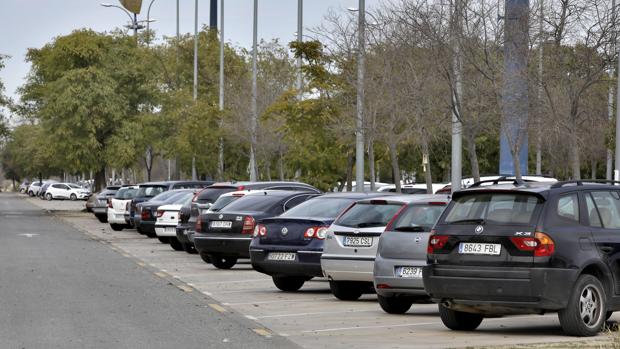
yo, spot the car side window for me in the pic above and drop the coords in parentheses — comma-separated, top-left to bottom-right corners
(585, 193, 602, 228)
(590, 191, 620, 229)
(283, 195, 312, 211)
(557, 194, 579, 223)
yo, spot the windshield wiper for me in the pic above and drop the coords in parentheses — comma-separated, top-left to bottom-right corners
(448, 218, 486, 225)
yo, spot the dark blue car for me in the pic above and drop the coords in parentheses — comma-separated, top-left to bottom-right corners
(250, 192, 389, 292)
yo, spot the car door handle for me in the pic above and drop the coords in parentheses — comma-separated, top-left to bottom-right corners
(600, 246, 614, 254)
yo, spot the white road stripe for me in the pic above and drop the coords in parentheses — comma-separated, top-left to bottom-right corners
(223, 297, 334, 306)
(302, 322, 439, 333)
(253, 309, 377, 319)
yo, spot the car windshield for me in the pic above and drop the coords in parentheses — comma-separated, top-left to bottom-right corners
(167, 191, 195, 205)
(390, 204, 446, 232)
(68, 184, 81, 189)
(444, 193, 542, 225)
(196, 187, 237, 203)
(335, 202, 403, 228)
(280, 197, 354, 219)
(221, 194, 283, 213)
(209, 195, 243, 212)
(138, 185, 168, 198)
(115, 188, 138, 200)
(150, 190, 181, 202)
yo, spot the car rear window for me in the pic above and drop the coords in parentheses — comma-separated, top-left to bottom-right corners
(281, 197, 354, 219)
(196, 187, 237, 203)
(138, 185, 168, 198)
(209, 195, 243, 212)
(221, 194, 283, 213)
(444, 193, 542, 225)
(390, 204, 446, 231)
(115, 188, 138, 200)
(334, 202, 404, 228)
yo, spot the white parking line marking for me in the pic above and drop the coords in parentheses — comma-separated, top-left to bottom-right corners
(194, 278, 270, 285)
(209, 303, 227, 313)
(223, 297, 334, 306)
(254, 309, 377, 319)
(302, 322, 439, 333)
(252, 328, 272, 338)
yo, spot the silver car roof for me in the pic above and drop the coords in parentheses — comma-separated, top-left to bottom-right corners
(355, 194, 450, 204)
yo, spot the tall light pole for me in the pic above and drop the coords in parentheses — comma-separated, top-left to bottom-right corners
(100, 3, 142, 40)
(249, 0, 259, 181)
(297, 0, 303, 95)
(218, 0, 225, 180)
(146, 0, 156, 47)
(355, 0, 366, 192)
(192, 0, 199, 180)
(615, 0, 620, 181)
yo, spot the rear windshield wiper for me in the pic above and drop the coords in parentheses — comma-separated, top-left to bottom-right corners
(448, 218, 486, 225)
(393, 226, 425, 232)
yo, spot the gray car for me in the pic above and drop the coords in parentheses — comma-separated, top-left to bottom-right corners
(322, 195, 427, 301)
(373, 196, 450, 313)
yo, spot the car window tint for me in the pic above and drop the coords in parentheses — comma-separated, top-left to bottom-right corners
(585, 193, 602, 228)
(209, 195, 242, 212)
(221, 195, 283, 213)
(281, 197, 355, 218)
(335, 202, 403, 228)
(391, 204, 446, 231)
(138, 186, 167, 198)
(283, 195, 313, 211)
(444, 193, 541, 225)
(557, 194, 580, 222)
(197, 188, 236, 202)
(591, 191, 620, 229)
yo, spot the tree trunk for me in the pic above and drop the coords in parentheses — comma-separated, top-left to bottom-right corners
(191, 156, 197, 181)
(144, 146, 153, 182)
(346, 150, 354, 192)
(570, 116, 581, 180)
(388, 142, 401, 193)
(265, 161, 272, 181)
(94, 167, 106, 192)
(218, 137, 225, 181)
(421, 136, 433, 194)
(278, 148, 285, 181)
(369, 138, 376, 191)
(464, 129, 480, 183)
(591, 159, 596, 180)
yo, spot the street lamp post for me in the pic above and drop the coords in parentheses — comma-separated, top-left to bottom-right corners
(218, 0, 226, 180)
(249, 0, 259, 182)
(146, 0, 156, 47)
(355, 0, 366, 192)
(297, 0, 303, 95)
(192, 0, 199, 180)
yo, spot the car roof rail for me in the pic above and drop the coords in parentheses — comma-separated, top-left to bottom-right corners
(550, 179, 620, 189)
(468, 176, 531, 188)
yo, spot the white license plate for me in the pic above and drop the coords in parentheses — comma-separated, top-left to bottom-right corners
(201, 209, 210, 214)
(343, 236, 373, 247)
(458, 242, 501, 255)
(397, 266, 423, 278)
(210, 221, 232, 228)
(267, 252, 296, 261)
(165, 227, 176, 233)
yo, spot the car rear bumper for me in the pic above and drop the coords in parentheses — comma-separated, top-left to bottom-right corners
(423, 265, 579, 314)
(139, 221, 155, 234)
(107, 210, 127, 225)
(250, 248, 323, 277)
(321, 254, 375, 282)
(92, 207, 107, 215)
(373, 255, 426, 297)
(193, 235, 252, 258)
(155, 224, 178, 237)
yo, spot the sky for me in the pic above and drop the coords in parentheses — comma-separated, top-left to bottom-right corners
(0, 0, 382, 104)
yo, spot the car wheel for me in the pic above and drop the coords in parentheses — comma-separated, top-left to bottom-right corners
(110, 224, 124, 231)
(377, 294, 414, 314)
(28, 191, 34, 197)
(46, 193, 53, 201)
(169, 237, 184, 251)
(157, 236, 170, 244)
(329, 280, 363, 301)
(558, 274, 606, 336)
(199, 252, 211, 264)
(70, 194, 77, 201)
(145, 231, 157, 238)
(182, 242, 197, 254)
(272, 276, 305, 292)
(209, 255, 237, 269)
(96, 215, 108, 223)
(438, 304, 484, 331)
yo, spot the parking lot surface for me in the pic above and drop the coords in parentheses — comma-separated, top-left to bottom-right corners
(23, 195, 617, 348)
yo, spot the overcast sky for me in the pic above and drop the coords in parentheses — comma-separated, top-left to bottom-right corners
(0, 0, 382, 103)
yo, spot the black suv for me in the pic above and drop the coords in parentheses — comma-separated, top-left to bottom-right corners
(424, 179, 620, 336)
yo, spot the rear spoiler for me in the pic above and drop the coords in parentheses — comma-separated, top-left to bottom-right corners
(451, 188, 547, 201)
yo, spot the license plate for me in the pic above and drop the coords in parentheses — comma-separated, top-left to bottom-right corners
(267, 252, 296, 261)
(343, 236, 373, 247)
(201, 209, 210, 214)
(458, 242, 501, 255)
(165, 227, 176, 233)
(397, 266, 423, 278)
(210, 221, 232, 228)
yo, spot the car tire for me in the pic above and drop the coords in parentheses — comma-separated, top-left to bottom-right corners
(169, 237, 184, 251)
(439, 304, 483, 331)
(145, 231, 157, 238)
(70, 194, 77, 201)
(209, 255, 237, 269)
(377, 295, 414, 314)
(46, 193, 53, 201)
(96, 215, 108, 223)
(157, 236, 170, 244)
(329, 281, 363, 301)
(199, 252, 211, 264)
(136, 227, 144, 235)
(272, 276, 305, 292)
(558, 274, 606, 336)
(182, 242, 197, 254)
(110, 224, 124, 231)
(28, 191, 34, 197)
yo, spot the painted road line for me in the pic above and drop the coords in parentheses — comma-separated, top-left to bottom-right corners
(154, 272, 168, 278)
(223, 297, 334, 306)
(252, 329, 272, 338)
(209, 303, 227, 313)
(192, 278, 271, 285)
(301, 322, 439, 333)
(177, 284, 193, 293)
(252, 309, 378, 319)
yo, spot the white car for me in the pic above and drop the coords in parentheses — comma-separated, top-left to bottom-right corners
(155, 191, 201, 251)
(45, 183, 91, 201)
(107, 186, 138, 231)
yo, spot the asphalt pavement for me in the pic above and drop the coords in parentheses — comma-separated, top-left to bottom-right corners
(0, 193, 297, 349)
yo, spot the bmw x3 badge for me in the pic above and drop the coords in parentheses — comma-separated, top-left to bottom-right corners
(475, 225, 484, 235)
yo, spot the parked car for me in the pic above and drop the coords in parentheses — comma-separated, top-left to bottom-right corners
(250, 192, 388, 292)
(44, 183, 90, 201)
(194, 190, 320, 269)
(154, 191, 201, 250)
(321, 195, 442, 301)
(372, 197, 450, 313)
(136, 189, 198, 238)
(91, 186, 121, 223)
(128, 181, 213, 230)
(185, 182, 321, 250)
(377, 183, 448, 194)
(107, 186, 139, 231)
(18, 180, 30, 193)
(423, 179, 620, 336)
(38, 180, 59, 199)
(27, 181, 43, 197)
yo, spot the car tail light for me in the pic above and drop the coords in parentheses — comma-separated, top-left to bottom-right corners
(427, 230, 449, 254)
(385, 204, 407, 231)
(253, 224, 267, 237)
(156, 210, 164, 218)
(241, 216, 256, 234)
(237, 185, 245, 191)
(510, 232, 555, 257)
(141, 210, 150, 220)
(376, 284, 391, 289)
(303, 226, 329, 240)
(107, 198, 113, 208)
(195, 217, 202, 232)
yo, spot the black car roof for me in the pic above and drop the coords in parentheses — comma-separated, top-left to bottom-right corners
(453, 180, 620, 200)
